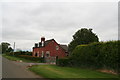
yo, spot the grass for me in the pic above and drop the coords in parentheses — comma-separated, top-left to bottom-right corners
(2, 54, 40, 63)
(29, 65, 119, 79)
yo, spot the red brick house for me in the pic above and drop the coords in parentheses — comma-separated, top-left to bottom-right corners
(33, 37, 68, 62)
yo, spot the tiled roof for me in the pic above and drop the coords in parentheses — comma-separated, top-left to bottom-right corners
(38, 39, 54, 48)
(34, 39, 68, 52)
(60, 45, 68, 52)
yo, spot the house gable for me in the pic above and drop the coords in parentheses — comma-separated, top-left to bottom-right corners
(33, 37, 68, 58)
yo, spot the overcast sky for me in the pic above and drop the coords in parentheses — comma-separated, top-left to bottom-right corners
(0, 0, 118, 51)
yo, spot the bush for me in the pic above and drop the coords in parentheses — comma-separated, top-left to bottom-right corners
(5, 53, 44, 63)
(25, 52, 32, 56)
(56, 58, 71, 67)
(70, 41, 119, 73)
(57, 41, 119, 73)
(14, 52, 32, 56)
(18, 55, 44, 63)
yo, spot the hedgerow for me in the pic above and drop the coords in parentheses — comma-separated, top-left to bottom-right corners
(56, 58, 71, 67)
(18, 55, 44, 62)
(5, 52, 44, 63)
(57, 41, 119, 73)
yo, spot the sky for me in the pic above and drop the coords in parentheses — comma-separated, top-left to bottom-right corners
(0, 0, 118, 51)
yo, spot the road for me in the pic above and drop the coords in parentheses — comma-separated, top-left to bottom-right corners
(2, 57, 42, 78)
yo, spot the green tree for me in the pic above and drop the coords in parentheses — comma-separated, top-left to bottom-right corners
(0, 44, 2, 54)
(7, 47, 14, 53)
(68, 28, 99, 53)
(16, 48, 22, 52)
(1, 42, 13, 53)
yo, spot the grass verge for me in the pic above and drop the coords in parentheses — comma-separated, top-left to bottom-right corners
(29, 65, 119, 79)
(2, 54, 40, 63)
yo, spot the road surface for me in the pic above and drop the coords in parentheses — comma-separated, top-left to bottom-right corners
(2, 57, 42, 78)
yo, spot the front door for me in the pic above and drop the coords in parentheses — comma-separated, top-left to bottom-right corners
(45, 51, 50, 63)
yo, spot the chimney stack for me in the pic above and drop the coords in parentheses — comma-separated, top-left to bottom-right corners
(35, 43, 38, 48)
(41, 37, 45, 42)
(41, 37, 45, 47)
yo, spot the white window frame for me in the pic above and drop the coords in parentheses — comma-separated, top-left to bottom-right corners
(42, 41, 44, 46)
(41, 51, 44, 57)
(46, 51, 50, 57)
(37, 51, 39, 57)
(56, 45, 59, 50)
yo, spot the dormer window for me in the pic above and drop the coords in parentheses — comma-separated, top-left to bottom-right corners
(56, 46, 59, 50)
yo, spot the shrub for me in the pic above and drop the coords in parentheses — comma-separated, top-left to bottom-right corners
(25, 52, 32, 56)
(70, 41, 119, 72)
(5, 52, 32, 56)
(18, 55, 44, 63)
(56, 58, 71, 67)
(14, 52, 32, 56)
(57, 40, 119, 73)
(5, 53, 44, 63)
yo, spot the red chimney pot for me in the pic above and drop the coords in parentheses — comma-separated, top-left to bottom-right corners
(41, 37, 45, 42)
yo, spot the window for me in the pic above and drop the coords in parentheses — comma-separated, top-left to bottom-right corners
(35, 53, 37, 56)
(46, 54, 49, 57)
(41, 51, 44, 57)
(56, 46, 59, 50)
(46, 51, 50, 57)
(52, 40, 54, 42)
(42, 41, 44, 46)
(37, 51, 39, 53)
(37, 51, 39, 57)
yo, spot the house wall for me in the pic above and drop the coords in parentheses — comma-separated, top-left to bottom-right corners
(33, 40, 66, 58)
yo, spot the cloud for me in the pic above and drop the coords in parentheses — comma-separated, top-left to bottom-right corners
(2, 2, 118, 50)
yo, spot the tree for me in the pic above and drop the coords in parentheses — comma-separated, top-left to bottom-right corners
(0, 44, 2, 54)
(68, 28, 99, 53)
(16, 48, 22, 52)
(7, 47, 14, 53)
(1, 42, 13, 53)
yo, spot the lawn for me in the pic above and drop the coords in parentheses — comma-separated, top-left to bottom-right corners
(2, 54, 40, 63)
(29, 65, 118, 79)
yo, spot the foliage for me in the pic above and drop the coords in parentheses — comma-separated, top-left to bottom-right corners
(57, 41, 119, 74)
(16, 48, 22, 52)
(56, 58, 71, 67)
(18, 55, 44, 63)
(3, 53, 44, 63)
(68, 28, 99, 53)
(2, 53, 33, 62)
(7, 47, 14, 53)
(70, 41, 119, 73)
(13, 51, 32, 56)
(0, 44, 2, 54)
(4, 50, 44, 63)
(1, 42, 13, 53)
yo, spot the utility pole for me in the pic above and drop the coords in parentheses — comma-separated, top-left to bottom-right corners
(13, 42, 15, 56)
(13, 42, 15, 52)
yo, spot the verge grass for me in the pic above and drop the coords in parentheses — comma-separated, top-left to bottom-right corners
(2, 54, 40, 63)
(29, 65, 118, 79)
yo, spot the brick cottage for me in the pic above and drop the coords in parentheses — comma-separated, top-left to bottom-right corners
(33, 37, 68, 62)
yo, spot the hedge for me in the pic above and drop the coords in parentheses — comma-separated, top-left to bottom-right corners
(57, 41, 119, 73)
(5, 53, 44, 63)
(56, 58, 71, 67)
(14, 52, 32, 56)
(18, 55, 44, 63)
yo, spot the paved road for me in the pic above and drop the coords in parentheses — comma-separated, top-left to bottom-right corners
(2, 57, 42, 78)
